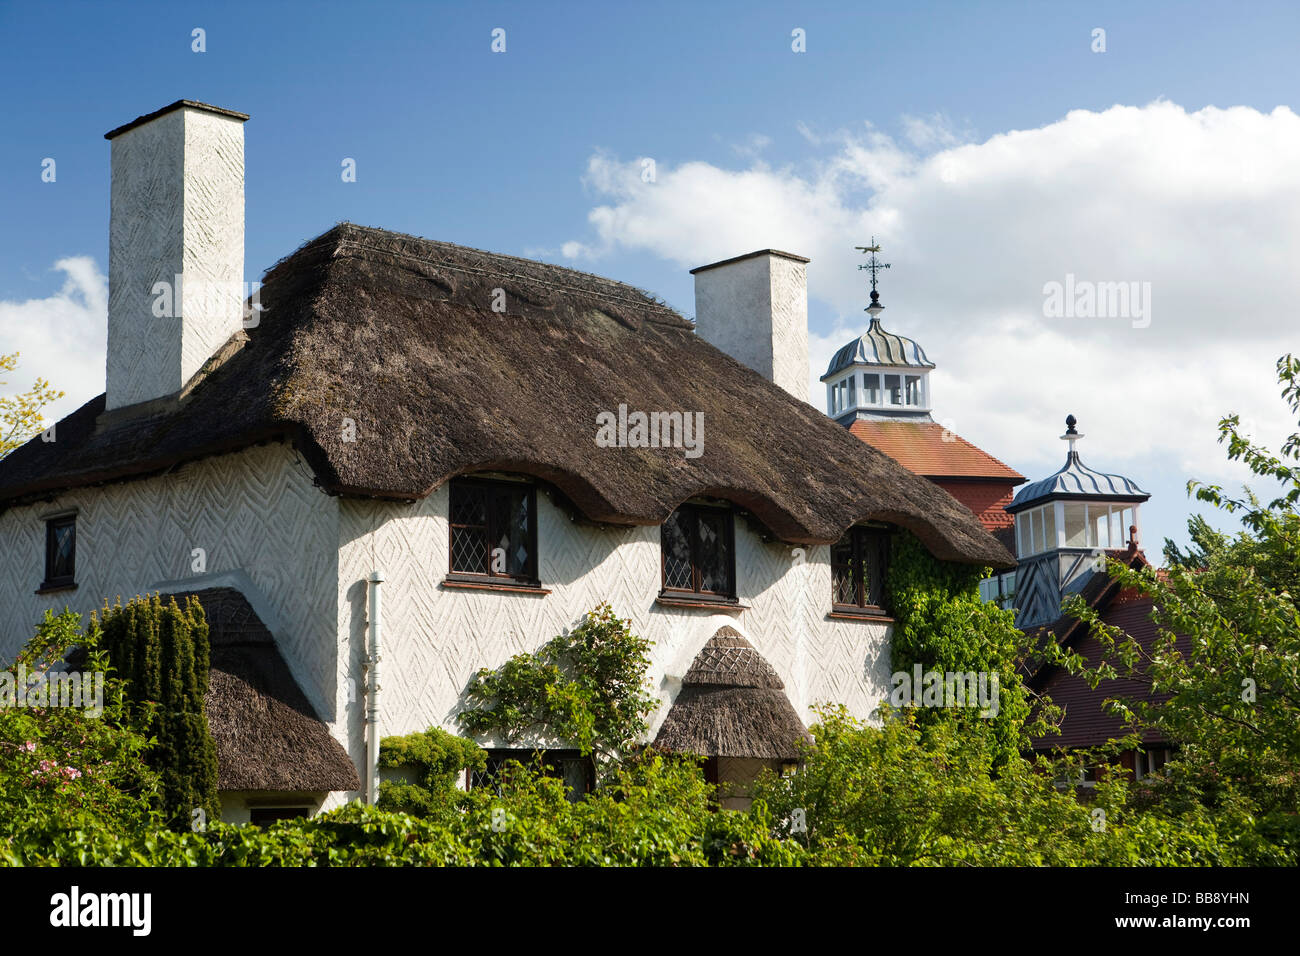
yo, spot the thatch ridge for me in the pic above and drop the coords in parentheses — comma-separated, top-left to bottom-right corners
(0, 223, 1012, 565)
(655, 628, 813, 760)
(681, 625, 785, 689)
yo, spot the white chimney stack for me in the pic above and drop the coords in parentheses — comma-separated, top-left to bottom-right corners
(104, 100, 249, 411)
(690, 249, 810, 403)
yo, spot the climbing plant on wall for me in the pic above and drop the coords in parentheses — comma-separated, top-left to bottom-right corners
(883, 531, 1044, 765)
(458, 603, 658, 765)
(377, 726, 486, 818)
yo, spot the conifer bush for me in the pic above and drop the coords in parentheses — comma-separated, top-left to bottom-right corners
(97, 594, 220, 829)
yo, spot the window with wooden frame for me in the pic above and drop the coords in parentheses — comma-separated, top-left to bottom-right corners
(466, 749, 593, 802)
(660, 503, 736, 601)
(1133, 746, 1175, 781)
(41, 514, 76, 591)
(831, 526, 890, 615)
(448, 478, 539, 586)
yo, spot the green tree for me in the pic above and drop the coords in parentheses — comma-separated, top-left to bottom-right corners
(883, 531, 1044, 767)
(0, 351, 62, 458)
(750, 705, 1255, 866)
(1047, 354, 1300, 855)
(376, 726, 486, 818)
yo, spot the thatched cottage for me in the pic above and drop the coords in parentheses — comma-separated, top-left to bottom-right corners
(0, 101, 1012, 820)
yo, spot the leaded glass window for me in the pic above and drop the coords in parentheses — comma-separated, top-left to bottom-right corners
(831, 526, 890, 612)
(449, 478, 538, 583)
(661, 504, 735, 599)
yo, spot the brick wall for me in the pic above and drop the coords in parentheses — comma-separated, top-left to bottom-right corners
(930, 479, 1016, 532)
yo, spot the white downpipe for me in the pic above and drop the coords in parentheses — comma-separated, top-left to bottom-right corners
(365, 570, 384, 805)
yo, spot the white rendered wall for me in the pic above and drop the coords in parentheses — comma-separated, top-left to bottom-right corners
(336, 484, 891, 767)
(107, 107, 245, 410)
(0, 446, 893, 814)
(693, 253, 811, 404)
(0, 444, 340, 728)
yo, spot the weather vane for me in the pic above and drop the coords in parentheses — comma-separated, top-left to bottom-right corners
(854, 238, 890, 317)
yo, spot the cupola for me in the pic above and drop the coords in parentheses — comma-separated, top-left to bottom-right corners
(1008, 415, 1151, 627)
(821, 242, 935, 422)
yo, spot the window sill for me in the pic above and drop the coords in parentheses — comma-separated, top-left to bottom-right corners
(36, 582, 77, 596)
(828, 606, 893, 623)
(655, 593, 748, 612)
(441, 576, 550, 595)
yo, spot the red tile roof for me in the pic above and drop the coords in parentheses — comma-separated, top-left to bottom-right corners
(847, 420, 1026, 482)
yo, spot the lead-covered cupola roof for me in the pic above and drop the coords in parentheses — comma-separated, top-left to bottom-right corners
(823, 316, 935, 379)
(1008, 415, 1150, 513)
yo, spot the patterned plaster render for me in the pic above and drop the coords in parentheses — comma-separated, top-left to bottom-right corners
(0, 443, 340, 728)
(337, 483, 890, 763)
(692, 252, 811, 404)
(0, 446, 893, 810)
(106, 106, 246, 410)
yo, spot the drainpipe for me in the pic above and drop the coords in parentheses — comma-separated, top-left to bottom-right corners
(364, 570, 384, 805)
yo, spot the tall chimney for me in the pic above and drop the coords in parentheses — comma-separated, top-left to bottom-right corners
(690, 249, 810, 403)
(104, 100, 249, 411)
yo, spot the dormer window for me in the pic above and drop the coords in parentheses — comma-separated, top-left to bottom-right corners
(1008, 416, 1151, 629)
(448, 478, 539, 586)
(831, 526, 890, 615)
(661, 502, 736, 601)
(1061, 502, 1136, 550)
(1015, 501, 1139, 557)
(821, 276, 935, 420)
(831, 376, 856, 414)
(834, 370, 929, 412)
(1014, 504, 1058, 557)
(978, 570, 1017, 609)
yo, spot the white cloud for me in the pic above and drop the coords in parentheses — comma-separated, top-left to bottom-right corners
(563, 101, 1300, 543)
(731, 132, 773, 159)
(0, 256, 107, 426)
(900, 112, 966, 150)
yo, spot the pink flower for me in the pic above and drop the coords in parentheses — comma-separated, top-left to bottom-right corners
(21, 741, 36, 753)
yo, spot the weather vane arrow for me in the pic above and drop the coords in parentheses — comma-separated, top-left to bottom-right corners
(855, 238, 889, 317)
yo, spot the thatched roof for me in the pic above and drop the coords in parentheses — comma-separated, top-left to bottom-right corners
(0, 223, 1011, 565)
(654, 627, 813, 761)
(186, 587, 359, 793)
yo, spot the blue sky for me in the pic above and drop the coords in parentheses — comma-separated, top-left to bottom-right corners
(3, 0, 1299, 554)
